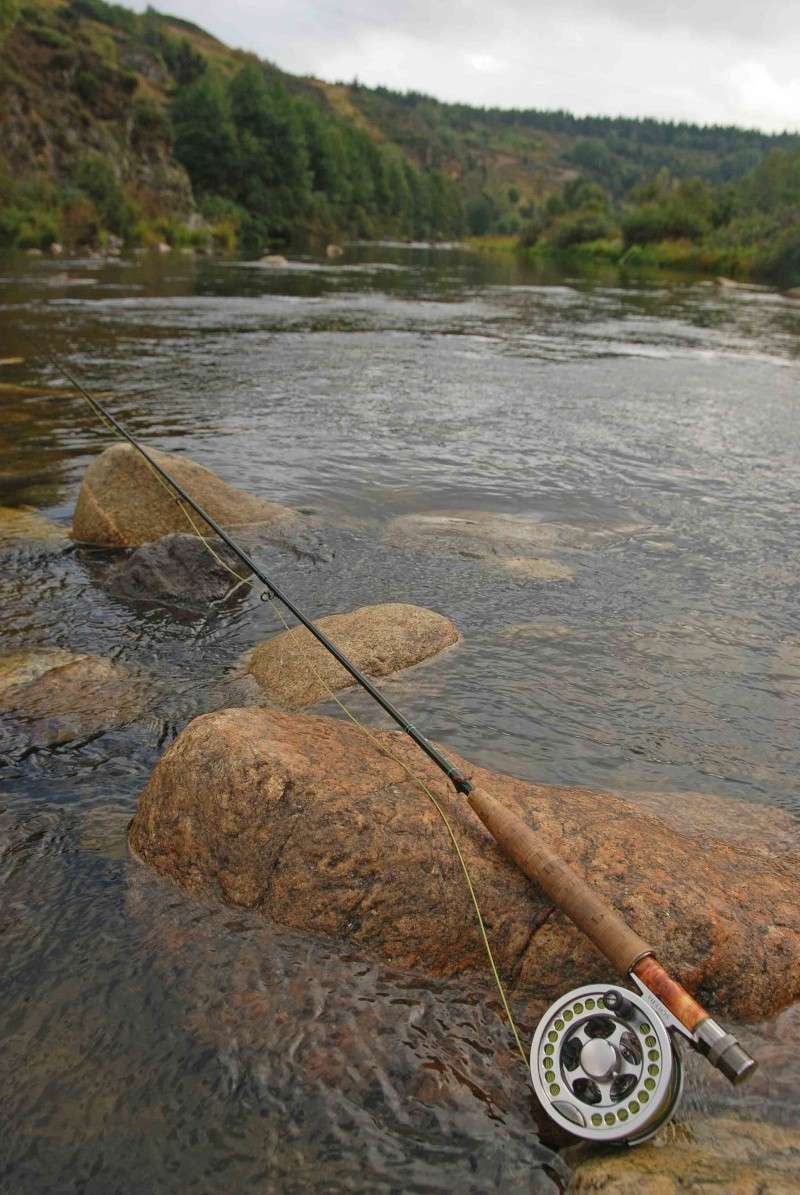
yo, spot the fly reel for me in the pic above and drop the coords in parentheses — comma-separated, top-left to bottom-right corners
(530, 982, 683, 1145)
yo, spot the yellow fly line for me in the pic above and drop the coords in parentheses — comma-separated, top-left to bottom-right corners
(74, 382, 529, 1068)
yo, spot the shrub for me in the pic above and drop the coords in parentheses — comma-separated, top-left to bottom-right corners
(621, 200, 709, 248)
(73, 154, 138, 240)
(0, 0, 20, 45)
(518, 210, 546, 247)
(59, 194, 102, 247)
(466, 194, 495, 236)
(0, 203, 59, 249)
(30, 25, 71, 49)
(131, 99, 171, 150)
(550, 209, 616, 249)
(67, 0, 136, 34)
(752, 220, 800, 286)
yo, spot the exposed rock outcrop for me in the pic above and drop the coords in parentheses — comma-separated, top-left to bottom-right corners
(128, 706, 800, 1022)
(246, 602, 460, 708)
(0, 647, 149, 745)
(72, 443, 298, 547)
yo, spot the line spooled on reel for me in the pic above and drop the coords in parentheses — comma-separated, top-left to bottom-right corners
(531, 982, 683, 1144)
(35, 341, 757, 1148)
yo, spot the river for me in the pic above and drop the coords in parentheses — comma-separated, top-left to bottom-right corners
(1, 245, 798, 1192)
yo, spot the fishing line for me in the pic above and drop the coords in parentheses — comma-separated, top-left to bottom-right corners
(27, 336, 528, 1066)
(26, 338, 759, 1146)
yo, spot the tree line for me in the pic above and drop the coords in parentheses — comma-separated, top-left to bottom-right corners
(171, 64, 464, 251)
(519, 149, 800, 285)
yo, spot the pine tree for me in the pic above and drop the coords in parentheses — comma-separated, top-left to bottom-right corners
(172, 72, 237, 197)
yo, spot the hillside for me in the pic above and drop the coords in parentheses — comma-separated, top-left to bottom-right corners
(342, 86, 800, 235)
(1, 0, 798, 258)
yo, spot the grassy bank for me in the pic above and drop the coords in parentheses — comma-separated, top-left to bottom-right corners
(519, 236, 759, 279)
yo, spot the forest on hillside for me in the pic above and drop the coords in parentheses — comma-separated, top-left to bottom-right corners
(0, 0, 799, 283)
(169, 66, 463, 252)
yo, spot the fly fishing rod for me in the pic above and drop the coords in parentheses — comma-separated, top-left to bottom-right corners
(38, 345, 755, 1146)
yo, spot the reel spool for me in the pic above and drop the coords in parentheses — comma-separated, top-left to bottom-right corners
(530, 982, 683, 1146)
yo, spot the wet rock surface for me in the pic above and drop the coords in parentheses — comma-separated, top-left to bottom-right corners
(106, 532, 252, 606)
(568, 1117, 800, 1193)
(246, 602, 461, 709)
(128, 706, 800, 1022)
(0, 647, 149, 746)
(72, 443, 299, 547)
(620, 788, 800, 865)
(125, 865, 570, 1193)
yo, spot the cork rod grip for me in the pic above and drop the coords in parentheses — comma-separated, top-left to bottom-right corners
(467, 787, 652, 975)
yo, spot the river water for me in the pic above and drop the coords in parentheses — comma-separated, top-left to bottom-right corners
(1, 246, 799, 1192)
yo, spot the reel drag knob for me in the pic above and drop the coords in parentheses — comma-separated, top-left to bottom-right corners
(530, 983, 683, 1146)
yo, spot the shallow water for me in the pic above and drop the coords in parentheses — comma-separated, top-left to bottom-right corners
(1, 246, 799, 1192)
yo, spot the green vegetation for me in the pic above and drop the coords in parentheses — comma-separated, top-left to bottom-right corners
(517, 153, 800, 286)
(0, 0, 463, 253)
(0, 0, 20, 44)
(344, 84, 798, 239)
(170, 63, 463, 249)
(0, 0, 798, 277)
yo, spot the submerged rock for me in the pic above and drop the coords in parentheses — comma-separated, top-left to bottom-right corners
(569, 1116, 800, 1193)
(0, 505, 68, 546)
(386, 510, 645, 574)
(107, 532, 252, 605)
(0, 647, 149, 745)
(498, 621, 572, 641)
(72, 443, 298, 547)
(128, 706, 800, 1022)
(246, 602, 460, 709)
(495, 557, 574, 582)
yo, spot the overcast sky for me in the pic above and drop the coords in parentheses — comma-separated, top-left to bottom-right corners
(130, 0, 800, 132)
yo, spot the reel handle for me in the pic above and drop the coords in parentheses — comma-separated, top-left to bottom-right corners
(467, 787, 756, 1085)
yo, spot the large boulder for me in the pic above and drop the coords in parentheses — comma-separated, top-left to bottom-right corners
(0, 647, 149, 745)
(128, 706, 800, 1022)
(72, 443, 297, 547)
(246, 602, 460, 709)
(106, 532, 252, 605)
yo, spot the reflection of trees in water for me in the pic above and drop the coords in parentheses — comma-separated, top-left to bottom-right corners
(0, 385, 74, 507)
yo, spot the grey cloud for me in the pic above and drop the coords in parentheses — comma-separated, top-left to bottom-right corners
(130, 0, 800, 130)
